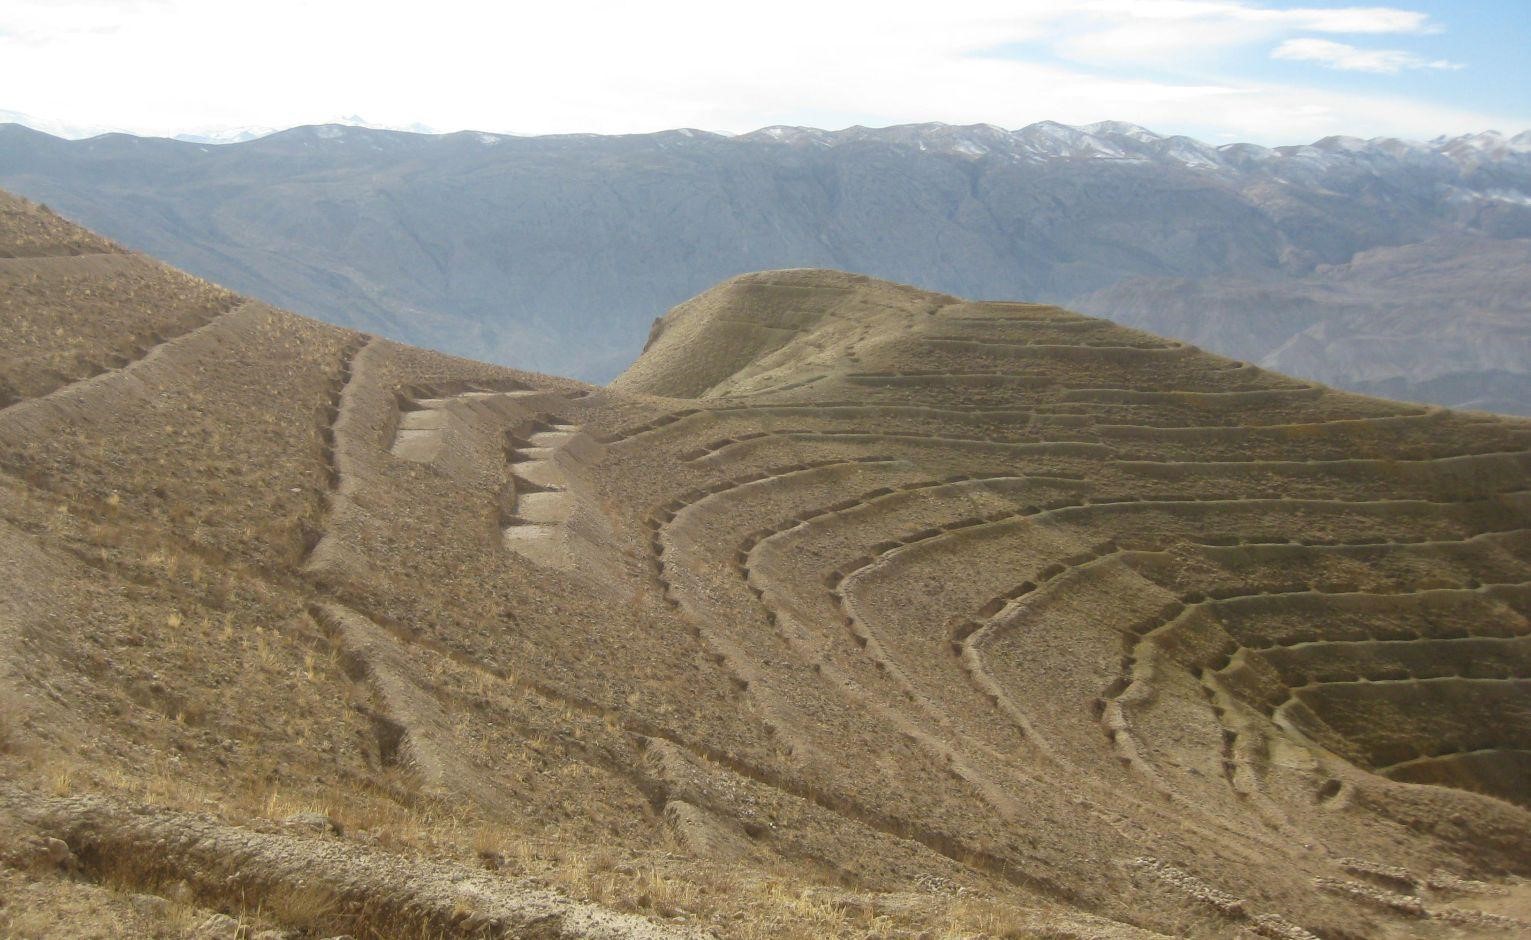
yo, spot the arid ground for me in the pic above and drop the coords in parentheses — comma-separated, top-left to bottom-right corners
(1, 191, 1529, 938)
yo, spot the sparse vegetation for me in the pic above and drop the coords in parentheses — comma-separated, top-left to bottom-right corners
(1, 193, 1529, 938)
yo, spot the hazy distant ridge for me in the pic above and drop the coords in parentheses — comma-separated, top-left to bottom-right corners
(2, 118, 1528, 410)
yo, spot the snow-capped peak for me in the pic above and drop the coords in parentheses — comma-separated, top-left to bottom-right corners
(1313, 135, 1370, 153)
(1013, 121, 1131, 160)
(1427, 130, 1531, 166)
(0, 109, 122, 140)
(9, 110, 1529, 177)
(1081, 120, 1161, 144)
(728, 121, 1531, 175)
(174, 125, 277, 145)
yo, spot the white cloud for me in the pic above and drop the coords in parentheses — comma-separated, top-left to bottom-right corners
(0, 0, 166, 44)
(1271, 38, 1461, 74)
(0, 1, 1516, 145)
(1052, 1, 1434, 64)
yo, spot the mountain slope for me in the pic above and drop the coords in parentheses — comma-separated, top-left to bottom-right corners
(1071, 234, 1531, 414)
(3, 192, 1531, 937)
(2, 120, 1528, 411)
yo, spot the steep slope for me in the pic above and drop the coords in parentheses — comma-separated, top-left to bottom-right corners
(2, 120, 1528, 411)
(1071, 235, 1531, 413)
(3, 193, 1531, 937)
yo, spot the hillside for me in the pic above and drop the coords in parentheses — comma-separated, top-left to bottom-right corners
(2, 121, 1528, 412)
(1072, 235, 1531, 415)
(2, 192, 1531, 938)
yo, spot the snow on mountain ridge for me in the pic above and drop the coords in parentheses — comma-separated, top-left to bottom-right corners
(175, 125, 278, 145)
(0, 109, 123, 140)
(6, 109, 1528, 172)
(733, 121, 1531, 174)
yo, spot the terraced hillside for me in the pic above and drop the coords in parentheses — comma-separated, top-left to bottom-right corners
(2, 191, 1530, 938)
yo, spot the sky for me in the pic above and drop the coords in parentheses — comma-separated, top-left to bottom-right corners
(1, 0, 1527, 144)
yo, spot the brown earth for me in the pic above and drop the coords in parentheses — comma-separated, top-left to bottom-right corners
(1, 191, 1529, 938)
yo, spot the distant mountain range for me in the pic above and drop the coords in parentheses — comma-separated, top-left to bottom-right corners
(0, 109, 440, 145)
(2, 119, 1528, 410)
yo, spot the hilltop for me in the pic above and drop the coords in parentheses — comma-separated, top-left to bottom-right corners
(2, 120, 1529, 412)
(2, 192, 1530, 938)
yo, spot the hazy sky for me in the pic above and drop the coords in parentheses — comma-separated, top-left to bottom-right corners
(2, 0, 1527, 143)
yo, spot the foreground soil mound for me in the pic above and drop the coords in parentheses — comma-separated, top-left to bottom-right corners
(3, 194, 1530, 937)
